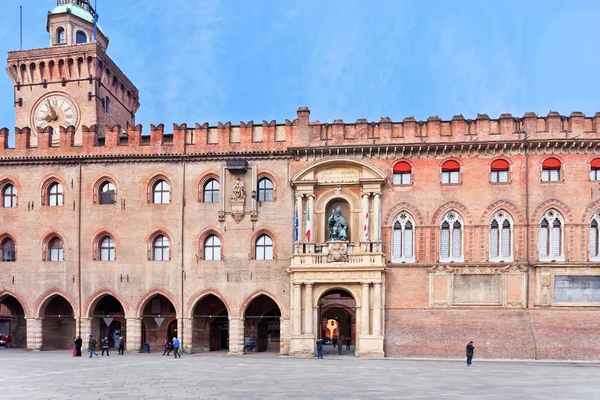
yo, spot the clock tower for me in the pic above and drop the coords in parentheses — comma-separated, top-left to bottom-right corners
(6, 0, 139, 147)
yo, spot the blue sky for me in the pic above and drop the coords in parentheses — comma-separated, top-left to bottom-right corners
(1, 0, 599, 144)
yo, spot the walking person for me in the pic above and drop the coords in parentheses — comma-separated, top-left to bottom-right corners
(74, 336, 83, 357)
(332, 337, 337, 348)
(162, 338, 170, 356)
(316, 339, 323, 359)
(466, 341, 474, 366)
(117, 337, 125, 355)
(345, 337, 351, 350)
(101, 337, 110, 356)
(172, 337, 181, 358)
(88, 335, 99, 358)
(337, 339, 343, 355)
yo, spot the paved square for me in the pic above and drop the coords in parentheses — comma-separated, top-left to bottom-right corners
(1, 349, 600, 399)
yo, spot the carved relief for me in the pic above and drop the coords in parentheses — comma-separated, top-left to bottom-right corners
(540, 274, 551, 306)
(327, 243, 349, 263)
(230, 176, 246, 223)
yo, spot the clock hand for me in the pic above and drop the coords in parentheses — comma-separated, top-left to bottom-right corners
(46, 100, 58, 120)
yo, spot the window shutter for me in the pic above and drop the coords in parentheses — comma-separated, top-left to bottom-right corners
(590, 227, 597, 258)
(551, 226, 561, 256)
(440, 229, 450, 258)
(403, 228, 413, 258)
(539, 227, 548, 257)
(392, 226, 401, 258)
(501, 227, 511, 257)
(489, 227, 499, 258)
(450, 171, 459, 184)
(451, 228, 461, 257)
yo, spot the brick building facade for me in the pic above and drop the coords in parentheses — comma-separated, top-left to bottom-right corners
(1, 0, 600, 359)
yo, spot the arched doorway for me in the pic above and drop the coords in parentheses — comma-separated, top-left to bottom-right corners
(0, 294, 26, 348)
(90, 295, 125, 348)
(318, 289, 356, 355)
(140, 294, 176, 351)
(244, 295, 281, 353)
(192, 295, 229, 352)
(40, 295, 75, 349)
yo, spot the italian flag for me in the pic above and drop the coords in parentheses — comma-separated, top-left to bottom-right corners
(363, 211, 369, 241)
(305, 206, 311, 242)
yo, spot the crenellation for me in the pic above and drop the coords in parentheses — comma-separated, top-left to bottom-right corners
(59, 126, 75, 148)
(594, 113, 600, 133)
(104, 124, 120, 149)
(0, 128, 8, 149)
(499, 113, 515, 135)
(150, 123, 164, 147)
(546, 111, 562, 133)
(403, 117, 418, 138)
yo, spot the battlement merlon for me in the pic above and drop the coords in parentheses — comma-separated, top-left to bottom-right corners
(0, 109, 600, 158)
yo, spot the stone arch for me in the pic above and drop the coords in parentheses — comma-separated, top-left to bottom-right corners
(196, 170, 220, 203)
(34, 288, 77, 318)
(314, 188, 361, 213)
(431, 201, 473, 225)
(384, 202, 425, 226)
(197, 228, 225, 261)
(582, 199, 600, 224)
(480, 200, 525, 225)
(531, 198, 574, 224)
(240, 289, 287, 319)
(291, 157, 387, 183)
(0, 289, 30, 317)
(186, 288, 232, 318)
(313, 285, 360, 308)
(135, 287, 180, 318)
(249, 228, 277, 261)
(84, 288, 131, 318)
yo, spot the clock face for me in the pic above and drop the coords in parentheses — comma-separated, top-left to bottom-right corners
(31, 94, 79, 134)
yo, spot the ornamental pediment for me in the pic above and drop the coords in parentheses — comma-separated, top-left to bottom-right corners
(291, 157, 386, 185)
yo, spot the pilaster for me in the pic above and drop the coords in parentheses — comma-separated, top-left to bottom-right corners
(26, 317, 43, 350)
(228, 317, 244, 355)
(125, 317, 141, 352)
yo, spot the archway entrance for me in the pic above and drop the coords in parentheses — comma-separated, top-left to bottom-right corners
(90, 295, 125, 348)
(40, 295, 75, 349)
(0, 294, 26, 348)
(319, 289, 356, 355)
(140, 294, 176, 351)
(192, 295, 229, 351)
(244, 295, 281, 353)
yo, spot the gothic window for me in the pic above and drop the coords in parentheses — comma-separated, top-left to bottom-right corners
(48, 237, 64, 262)
(392, 162, 411, 185)
(1, 237, 16, 262)
(2, 183, 17, 208)
(489, 210, 513, 262)
(99, 181, 116, 204)
(541, 158, 561, 182)
(590, 158, 600, 181)
(441, 161, 460, 184)
(99, 236, 115, 261)
(203, 179, 220, 203)
(153, 235, 170, 261)
(490, 159, 510, 183)
(76, 30, 87, 44)
(590, 211, 600, 261)
(152, 180, 170, 204)
(255, 234, 273, 260)
(204, 235, 221, 260)
(56, 28, 66, 44)
(257, 178, 274, 202)
(440, 212, 463, 262)
(47, 182, 64, 206)
(539, 209, 564, 261)
(391, 212, 415, 262)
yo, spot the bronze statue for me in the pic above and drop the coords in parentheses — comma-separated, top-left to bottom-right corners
(328, 206, 348, 241)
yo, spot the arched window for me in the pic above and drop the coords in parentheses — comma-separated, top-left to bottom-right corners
(105, 97, 111, 114)
(204, 235, 221, 260)
(440, 212, 463, 262)
(257, 178, 274, 202)
(47, 182, 64, 206)
(1, 237, 16, 262)
(153, 235, 170, 261)
(75, 30, 87, 44)
(99, 236, 115, 261)
(590, 158, 600, 181)
(489, 210, 513, 262)
(590, 211, 600, 261)
(152, 180, 170, 204)
(255, 234, 273, 260)
(203, 179, 220, 203)
(392, 162, 411, 185)
(542, 158, 561, 182)
(391, 212, 415, 262)
(99, 181, 115, 204)
(56, 28, 66, 44)
(2, 183, 17, 208)
(441, 161, 460, 184)
(48, 237, 64, 262)
(490, 159, 510, 183)
(539, 209, 564, 261)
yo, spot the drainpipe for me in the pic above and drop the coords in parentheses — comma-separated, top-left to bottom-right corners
(180, 145, 187, 345)
(78, 159, 83, 336)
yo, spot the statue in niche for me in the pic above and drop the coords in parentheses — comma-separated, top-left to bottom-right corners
(230, 176, 246, 201)
(328, 206, 349, 241)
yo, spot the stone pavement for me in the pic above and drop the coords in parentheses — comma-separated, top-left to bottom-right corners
(1, 348, 600, 399)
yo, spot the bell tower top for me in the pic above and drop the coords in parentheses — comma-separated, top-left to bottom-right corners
(47, 0, 109, 50)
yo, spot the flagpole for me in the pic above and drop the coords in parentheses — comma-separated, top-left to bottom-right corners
(93, 0, 98, 43)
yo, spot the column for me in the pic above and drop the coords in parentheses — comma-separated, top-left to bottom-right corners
(361, 283, 370, 336)
(26, 317, 42, 350)
(125, 317, 142, 352)
(372, 283, 382, 335)
(228, 317, 244, 355)
(293, 283, 302, 335)
(304, 283, 313, 335)
(296, 195, 303, 253)
(80, 317, 92, 342)
(373, 193, 381, 252)
(182, 317, 193, 350)
(361, 193, 370, 245)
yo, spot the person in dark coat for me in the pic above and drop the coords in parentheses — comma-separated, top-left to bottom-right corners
(101, 337, 110, 356)
(74, 336, 83, 357)
(162, 338, 170, 355)
(88, 335, 98, 358)
(466, 341, 474, 366)
(316, 339, 323, 359)
(345, 337, 351, 350)
(117, 337, 125, 355)
(337, 339, 343, 355)
(332, 337, 337, 348)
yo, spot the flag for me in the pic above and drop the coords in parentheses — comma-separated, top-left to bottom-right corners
(363, 211, 369, 241)
(294, 204, 299, 242)
(305, 204, 311, 242)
